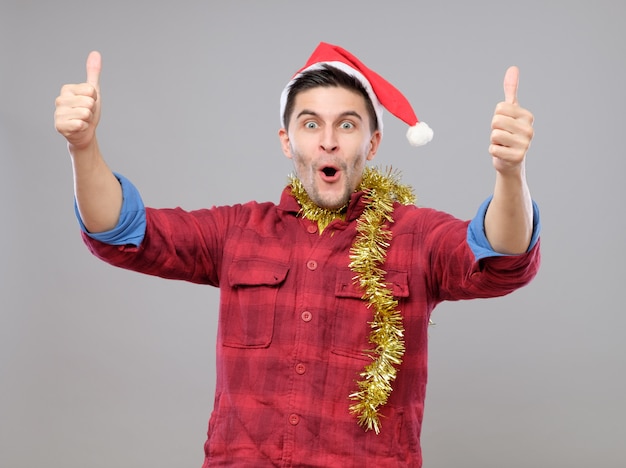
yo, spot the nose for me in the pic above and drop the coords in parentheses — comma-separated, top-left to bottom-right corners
(320, 127, 338, 153)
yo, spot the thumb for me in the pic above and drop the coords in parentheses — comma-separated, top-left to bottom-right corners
(503, 65, 519, 105)
(86, 50, 102, 89)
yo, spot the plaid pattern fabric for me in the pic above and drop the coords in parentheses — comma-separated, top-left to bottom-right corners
(82, 187, 540, 467)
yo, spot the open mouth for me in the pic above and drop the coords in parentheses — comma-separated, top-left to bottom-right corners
(322, 167, 338, 177)
(319, 164, 341, 183)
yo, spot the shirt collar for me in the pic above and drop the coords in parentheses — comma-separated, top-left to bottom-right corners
(278, 186, 368, 223)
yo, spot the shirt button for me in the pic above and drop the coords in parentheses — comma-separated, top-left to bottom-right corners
(307, 224, 318, 234)
(301, 311, 312, 322)
(289, 413, 300, 426)
(295, 363, 306, 375)
(306, 260, 318, 270)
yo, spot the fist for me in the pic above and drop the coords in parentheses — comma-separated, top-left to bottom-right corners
(54, 51, 102, 150)
(489, 66, 534, 173)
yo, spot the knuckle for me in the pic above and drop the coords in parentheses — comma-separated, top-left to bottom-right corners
(494, 102, 508, 114)
(518, 125, 533, 141)
(79, 95, 95, 109)
(491, 128, 504, 142)
(75, 107, 92, 121)
(60, 84, 74, 95)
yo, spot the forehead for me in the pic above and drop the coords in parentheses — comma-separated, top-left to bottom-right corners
(291, 86, 369, 118)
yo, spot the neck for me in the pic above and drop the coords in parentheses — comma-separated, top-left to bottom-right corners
(289, 179, 349, 233)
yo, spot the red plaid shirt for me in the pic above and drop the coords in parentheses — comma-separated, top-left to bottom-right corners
(82, 187, 540, 467)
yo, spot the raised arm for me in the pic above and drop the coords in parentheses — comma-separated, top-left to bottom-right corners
(55, 51, 122, 233)
(484, 66, 535, 254)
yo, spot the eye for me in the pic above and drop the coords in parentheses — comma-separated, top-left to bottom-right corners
(305, 121, 318, 129)
(339, 121, 355, 130)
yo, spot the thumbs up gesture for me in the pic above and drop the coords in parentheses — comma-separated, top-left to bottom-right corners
(55, 51, 102, 150)
(489, 66, 534, 174)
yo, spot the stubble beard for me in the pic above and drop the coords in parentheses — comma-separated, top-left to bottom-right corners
(290, 146, 364, 210)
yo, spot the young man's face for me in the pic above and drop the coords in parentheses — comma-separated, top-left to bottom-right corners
(279, 86, 381, 210)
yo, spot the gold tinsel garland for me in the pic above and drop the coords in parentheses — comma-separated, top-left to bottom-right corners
(290, 166, 416, 434)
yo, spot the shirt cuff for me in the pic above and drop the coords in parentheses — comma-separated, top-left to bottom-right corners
(74, 172, 146, 247)
(467, 196, 541, 261)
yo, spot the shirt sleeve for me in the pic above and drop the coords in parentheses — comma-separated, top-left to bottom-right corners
(467, 196, 541, 261)
(74, 172, 146, 247)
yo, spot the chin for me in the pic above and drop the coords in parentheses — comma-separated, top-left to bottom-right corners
(318, 197, 349, 210)
(309, 185, 350, 210)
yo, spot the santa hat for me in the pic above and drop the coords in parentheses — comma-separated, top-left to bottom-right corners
(280, 42, 433, 147)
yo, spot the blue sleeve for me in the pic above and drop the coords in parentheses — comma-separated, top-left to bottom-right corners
(74, 172, 146, 247)
(467, 196, 541, 261)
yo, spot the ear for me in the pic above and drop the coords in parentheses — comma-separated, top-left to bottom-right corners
(278, 128, 293, 159)
(366, 130, 382, 161)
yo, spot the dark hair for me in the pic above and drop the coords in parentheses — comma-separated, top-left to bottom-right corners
(282, 64, 378, 133)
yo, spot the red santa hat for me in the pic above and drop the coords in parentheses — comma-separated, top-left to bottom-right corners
(280, 42, 433, 147)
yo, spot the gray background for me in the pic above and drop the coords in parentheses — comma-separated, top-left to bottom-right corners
(1, 1, 624, 467)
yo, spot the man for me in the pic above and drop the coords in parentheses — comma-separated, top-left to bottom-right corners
(55, 42, 540, 467)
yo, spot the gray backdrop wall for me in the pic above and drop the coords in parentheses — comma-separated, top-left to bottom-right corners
(2, 1, 624, 467)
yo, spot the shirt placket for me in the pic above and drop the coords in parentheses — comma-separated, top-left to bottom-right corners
(281, 218, 331, 466)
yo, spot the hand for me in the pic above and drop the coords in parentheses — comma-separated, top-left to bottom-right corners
(54, 51, 102, 151)
(489, 66, 534, 174)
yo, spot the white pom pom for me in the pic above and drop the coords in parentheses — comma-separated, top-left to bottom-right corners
(406, 122, 433, 147)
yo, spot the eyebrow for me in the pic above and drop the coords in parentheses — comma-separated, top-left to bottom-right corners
(296, 109, 364, 121)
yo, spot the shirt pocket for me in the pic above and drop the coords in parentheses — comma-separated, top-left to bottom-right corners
(332, 268, 410, 359)
(222, 259, 289, 349)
